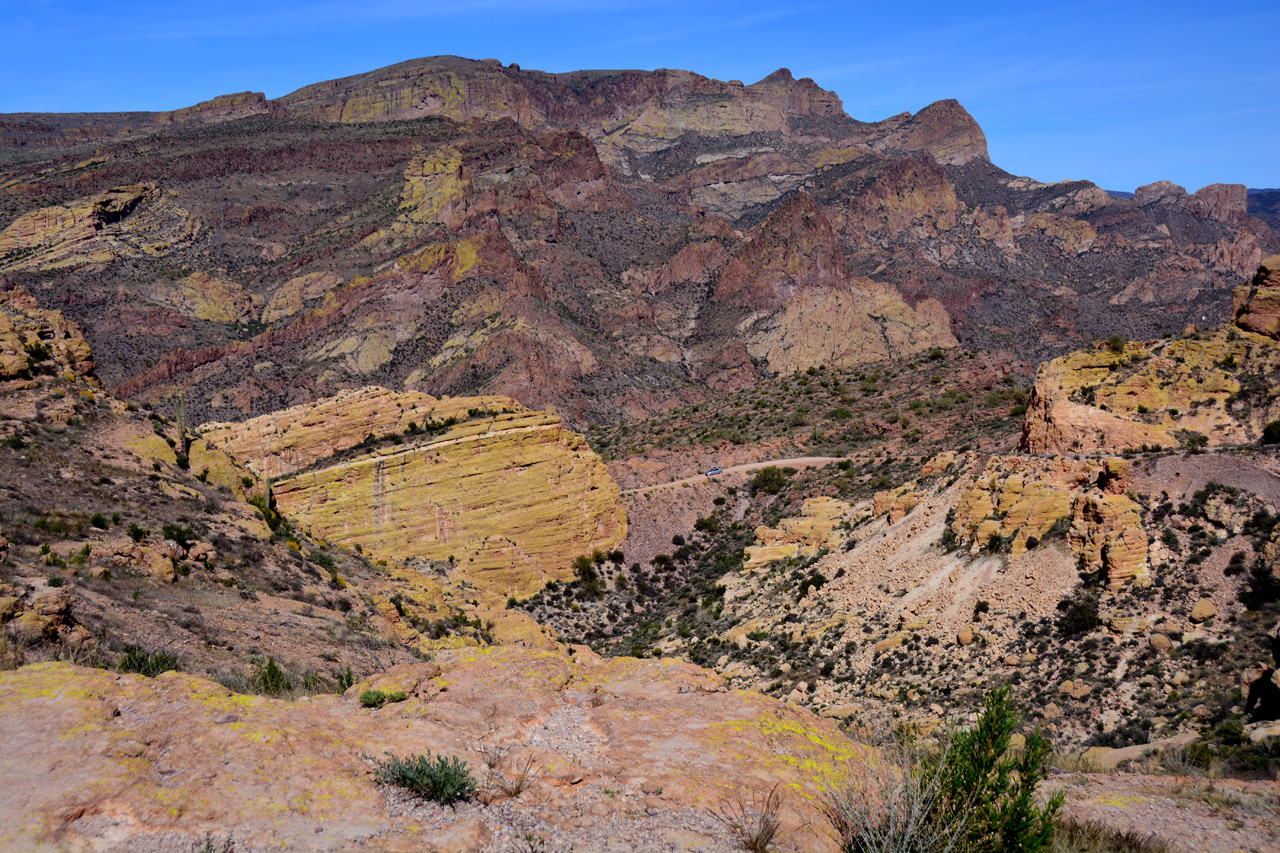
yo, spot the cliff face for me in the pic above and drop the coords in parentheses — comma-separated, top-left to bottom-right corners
(950, 456, 1149, 589)
(204, 388, 626, 600)
(0, 183, 196, 273)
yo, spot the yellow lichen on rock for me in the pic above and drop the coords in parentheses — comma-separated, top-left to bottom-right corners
(0, 286, 95, 381)
(873, 484, 924, 524)
(1068, 492, 1150, 589)
(951, 456, 1148, 585)
(1019, 213, 1097, 255)
(0, 650, 857, 852)
(1021, 325, 1280, 454)
(261, 271, 341, 324)
(201, 386, 525, 478)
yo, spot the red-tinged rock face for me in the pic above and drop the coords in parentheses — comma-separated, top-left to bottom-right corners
(715, 194, 849, 312)
(869, 98, 990, 165)
(1233, 254, 1280, 339)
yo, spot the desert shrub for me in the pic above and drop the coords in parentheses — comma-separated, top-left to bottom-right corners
(307, 549, 336, 571)
(372, 751, 478, 804)
(360, 689, 407, 708)
(1240, 558, 1280, 609)
(1263, 420, 1280, 445)
(118, 645, 180, 677)
(189, 833, 236, 853)
(695, 515, 722, 534)
(161, 524, 194, 548)
(572, 554, 606, 598)
(1056, 593, 1101, 638)
(712, 783, 783, 853)
(1050, 817, 1172, 852)
(90, 513, 109, 529)
(1105, 334, 1127, 354)
(249, 656, 292, 695)
(798, 572, 828, 600)
(752, 466, 788, 495)
(822, 686, 1062, 853)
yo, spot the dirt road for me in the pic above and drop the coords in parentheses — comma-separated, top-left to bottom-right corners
(621, 456, 846, 495)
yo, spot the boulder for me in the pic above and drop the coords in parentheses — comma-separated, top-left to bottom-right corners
(1189, 599, 1217, 623)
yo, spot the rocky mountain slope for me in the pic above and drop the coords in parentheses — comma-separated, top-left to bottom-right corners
(1, 55, 1273, 428)
(0, 284, 636, 691)
(3, 56, 1280, 853)
(521, 258, 1280, 758)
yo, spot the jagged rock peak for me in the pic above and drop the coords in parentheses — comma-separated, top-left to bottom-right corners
(868, 98, 988, 165)
(755, 67, 795, 84)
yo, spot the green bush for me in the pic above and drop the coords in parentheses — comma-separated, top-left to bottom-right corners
(249, 656, 292, 695)
(694, 515, 722, 534)
(118, 646, 180, 677)
(162, 524, 194, 548)
(751, 466, 788, 495)
(360, 689, 408, 708)
(823, 686, 1062, 853)
(372, 751, 478, 804)
(1262, 420, 1280, 445)
(1056, 593, 1101, 637)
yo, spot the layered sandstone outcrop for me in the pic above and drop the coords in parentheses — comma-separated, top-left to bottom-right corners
(1020, 297, 1280, 455)
(0, 284, 94, 381)
(951, 456, 1149, 588)
(201, 386, 522, 478)
(156, 91, 284, 124)
(203, 388, 626, 599)
(744, 496, 851, 570)
(0, 184, 196, 273)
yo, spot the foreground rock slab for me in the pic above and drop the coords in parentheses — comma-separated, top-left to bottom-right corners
(0, 648, 858, 852)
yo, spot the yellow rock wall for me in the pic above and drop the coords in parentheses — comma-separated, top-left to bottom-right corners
(0, 183, 196, 272)
(201, 386, 526, 479)
(202, 388, 626, 600)
(155, 271, 259, 324)
(745, 288, 957, 375)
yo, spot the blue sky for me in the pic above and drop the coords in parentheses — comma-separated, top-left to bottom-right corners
(1, 0, 1275, 191)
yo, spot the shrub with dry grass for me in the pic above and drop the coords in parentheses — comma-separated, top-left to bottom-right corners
(1050, 817, 1172, 853)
